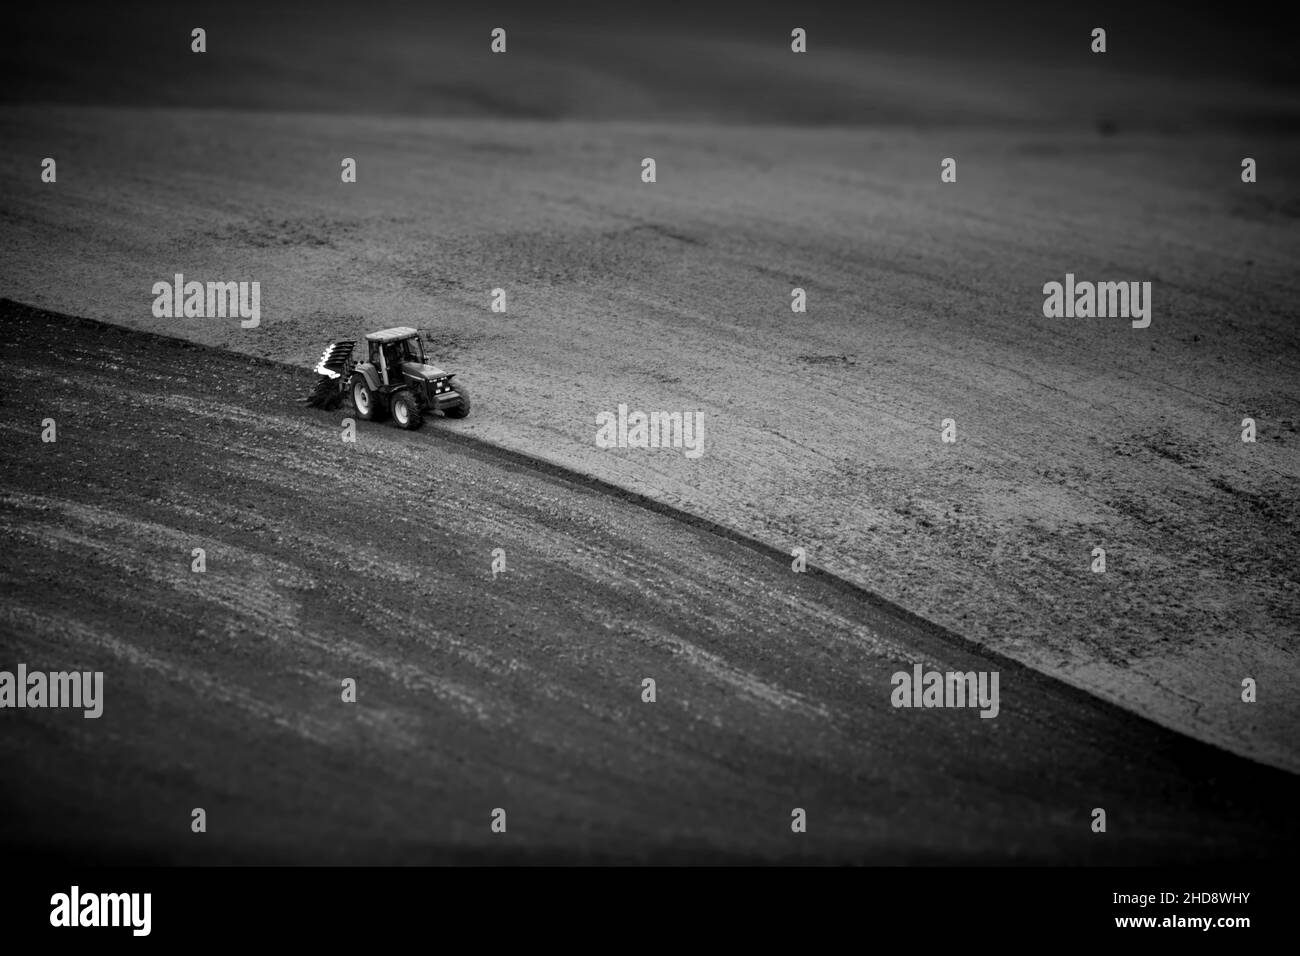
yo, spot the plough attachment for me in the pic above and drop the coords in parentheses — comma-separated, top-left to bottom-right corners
(303, 341, 355, 409)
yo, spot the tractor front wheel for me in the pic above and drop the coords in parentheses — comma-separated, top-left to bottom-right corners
(351, 377, 377, 421)
(391, 392, 423, 430)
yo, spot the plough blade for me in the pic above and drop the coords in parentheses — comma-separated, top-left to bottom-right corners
(303, 340, 355, 409)
(313, 341, 355, 379)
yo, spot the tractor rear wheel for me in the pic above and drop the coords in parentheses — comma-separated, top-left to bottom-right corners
(351, 377, 377, 421)
(391, 392, 423, 430)
(444, 384, 471, 419)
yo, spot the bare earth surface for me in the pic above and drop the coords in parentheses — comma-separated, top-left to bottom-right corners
(1, 302, 1297, 864)
(2, 99, 1297, 772)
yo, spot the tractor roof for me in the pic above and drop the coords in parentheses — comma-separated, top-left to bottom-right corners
(365, 326, 419, 343)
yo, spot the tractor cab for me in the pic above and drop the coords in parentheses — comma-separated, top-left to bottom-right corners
(365, 327, 425, 385)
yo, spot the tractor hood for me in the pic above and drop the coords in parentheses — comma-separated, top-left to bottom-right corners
(399, 361, 452, 381)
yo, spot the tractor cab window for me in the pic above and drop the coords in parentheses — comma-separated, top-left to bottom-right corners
(397, 337, 425, 364)
(371, 336, 424, 382)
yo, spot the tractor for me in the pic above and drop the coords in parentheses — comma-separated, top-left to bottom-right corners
(304, 327, 470, 429)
